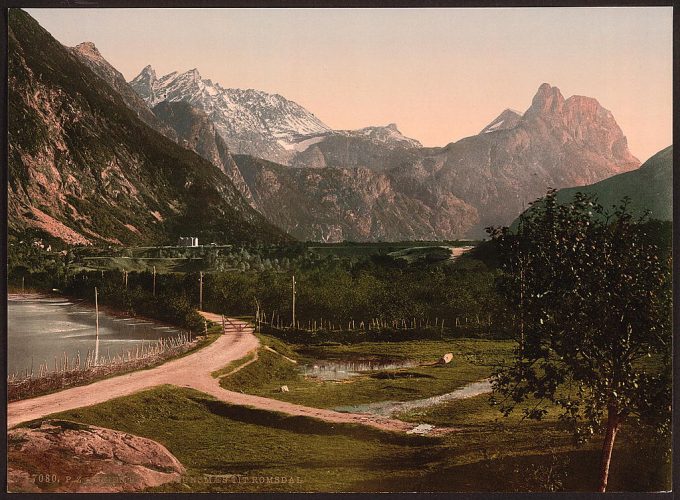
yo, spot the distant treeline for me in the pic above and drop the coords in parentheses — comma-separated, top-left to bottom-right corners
(7, 219, 670, 343)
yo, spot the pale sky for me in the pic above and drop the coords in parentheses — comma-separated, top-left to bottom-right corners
(27, 7, 672, 162)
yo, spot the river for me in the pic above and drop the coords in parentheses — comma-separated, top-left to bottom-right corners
(7, 295, 181, 375)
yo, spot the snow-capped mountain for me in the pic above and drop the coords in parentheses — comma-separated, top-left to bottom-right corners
(337, 123, 422, 149)
(129, 66, 332, 164)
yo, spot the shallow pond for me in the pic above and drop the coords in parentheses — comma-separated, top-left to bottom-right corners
(8, 296, 181, 375)
(300, 358, 420, 381)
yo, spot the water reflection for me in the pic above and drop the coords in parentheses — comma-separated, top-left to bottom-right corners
(8, 296, 179, 375)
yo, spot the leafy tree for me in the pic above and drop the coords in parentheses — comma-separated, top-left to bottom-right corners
(488, 190, 671, 492)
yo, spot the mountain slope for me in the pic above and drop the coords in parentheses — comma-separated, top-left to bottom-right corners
(290, 125, 422, 171)
(8, 9, 289, 246)
(151, 100, 256, 207)
(69, 42, 178, 142)
(555, 145, 672, 220)
(232, 155, 477, 242)
(130, 66, 332, 164)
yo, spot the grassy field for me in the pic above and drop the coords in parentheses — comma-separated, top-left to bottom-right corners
(218, 336, 512, 409)
(17, 331, 670, 493)
(46, 384, 670, 492)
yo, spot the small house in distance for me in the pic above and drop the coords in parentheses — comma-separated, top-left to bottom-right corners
(178, 236, 199, 247)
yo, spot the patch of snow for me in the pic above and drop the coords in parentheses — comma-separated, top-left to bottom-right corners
(279, 135, 327, 152)
(483, 119, 504, 133)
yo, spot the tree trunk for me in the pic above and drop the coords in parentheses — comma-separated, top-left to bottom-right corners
(598, 407, 621, 492)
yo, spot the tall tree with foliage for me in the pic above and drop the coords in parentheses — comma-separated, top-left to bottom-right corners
(488, 190, 671, 492)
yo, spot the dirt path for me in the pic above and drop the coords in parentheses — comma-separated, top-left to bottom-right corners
(8, 315, 443, 434)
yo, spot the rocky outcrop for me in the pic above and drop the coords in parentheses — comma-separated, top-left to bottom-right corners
(390, 83, 640, 235)
(8, 420, 184, 493)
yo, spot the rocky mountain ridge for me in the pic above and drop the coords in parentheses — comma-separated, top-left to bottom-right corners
(11, 10, 642, 244)
(223, 79, 643, 240)
(130, 66, 333, 164)
(151, 77, 641, 241)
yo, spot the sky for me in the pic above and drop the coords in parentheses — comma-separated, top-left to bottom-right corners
(27, 7, 672, 162)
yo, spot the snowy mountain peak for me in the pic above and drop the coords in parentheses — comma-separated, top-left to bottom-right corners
(129, 65, 332, 163)
(347, 123, 422, 148)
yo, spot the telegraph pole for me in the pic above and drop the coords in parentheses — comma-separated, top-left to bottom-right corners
(199, 271, 204, 311)
(291, 275, 296, 328)
(152, 266, 156, 297)
(94, 287, 100, 366)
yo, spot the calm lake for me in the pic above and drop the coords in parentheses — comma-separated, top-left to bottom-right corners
(8, 296, 181, 375)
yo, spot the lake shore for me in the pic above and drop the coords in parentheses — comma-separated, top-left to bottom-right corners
(8, 293, 218, 401)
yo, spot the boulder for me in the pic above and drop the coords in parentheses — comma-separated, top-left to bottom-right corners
(438, 353, 453, 365)
(8, 420, 185, 492)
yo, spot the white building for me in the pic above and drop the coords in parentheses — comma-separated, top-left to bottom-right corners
(178, 236, 199, 247)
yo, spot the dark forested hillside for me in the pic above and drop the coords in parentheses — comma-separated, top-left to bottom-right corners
(8, 9, 290, 247)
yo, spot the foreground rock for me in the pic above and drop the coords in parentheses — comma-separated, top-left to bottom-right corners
(8, 420, 185, 492)
(438, 353, 454, 365)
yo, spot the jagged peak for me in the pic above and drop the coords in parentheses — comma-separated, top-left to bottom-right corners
(502, 108, 523, 117)
(131, 65, 157, 83)
(526, 83, 566, 115)
(73, 41, 102, 58)
(564, 94, 608, 117)
(480, 108, 523, 134)
(180, 68, 202, 81)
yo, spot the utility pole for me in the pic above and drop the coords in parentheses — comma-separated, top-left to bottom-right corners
(199, 271, 204, 311)
(254, 298, 260, 333)
(124, 270, 128, 289)
(94, 287, 100, 366)
(291, 274, 296, 328)
(152, 265, 156, 297)
(21, 276, 24, 293)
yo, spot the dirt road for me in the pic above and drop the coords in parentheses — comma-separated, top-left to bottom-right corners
(8, 315, 437, 434)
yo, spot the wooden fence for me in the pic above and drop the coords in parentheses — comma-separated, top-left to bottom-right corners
(8, 331, 192, 383)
